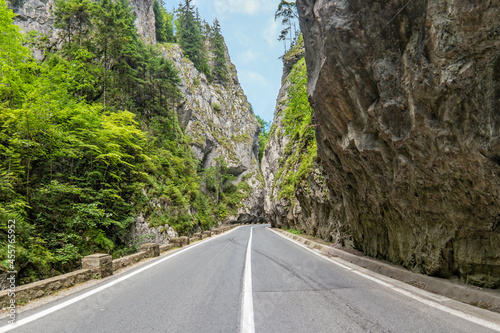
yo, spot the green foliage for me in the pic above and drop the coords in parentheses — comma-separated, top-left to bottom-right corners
(274, 58, 317, 200)
(53, 0, 93, 49)
(0, 0, 32, 106)
(0, 0, 245, 285)
(0, 0, 206, 284)
(175, 0, 209, 76)
(284, 228, 302, 235)
(153, 0, 175, 43)
(256, 115, 271, 163)
(275, 1, 299, 54)
(211, 18, 227, 82)
(212, 102, 221, 112)
(153, 0, 167, 42)
(202, 158, 251, 219)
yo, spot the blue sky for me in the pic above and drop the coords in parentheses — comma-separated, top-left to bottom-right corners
(167, 0, 286, 123)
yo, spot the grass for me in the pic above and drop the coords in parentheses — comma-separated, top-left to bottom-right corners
(284, 228, 303, 235)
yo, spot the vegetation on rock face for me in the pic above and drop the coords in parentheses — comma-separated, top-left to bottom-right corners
(256, 116, 270, 164)
(175, 0, 207, 76)
(153, 0, 175, 43)
(275, 1, 299, 54)
(210, 18, 227, 83)
(273, 57, 317, 200)
(0, 0, 233, 285)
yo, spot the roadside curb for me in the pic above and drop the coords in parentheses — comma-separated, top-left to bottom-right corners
(0, 225, 241, 311)
(271, 228, 500, 314)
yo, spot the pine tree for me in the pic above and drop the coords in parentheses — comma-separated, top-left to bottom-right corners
(275, 1, 298, 53)
(163, 9, 175, 43)
(54, 0, 93, 50)
(93, 0, 137, 109)
(175, 0, 208, 76)
(211, 18, 227, 83)
(153, 0, 167, 43)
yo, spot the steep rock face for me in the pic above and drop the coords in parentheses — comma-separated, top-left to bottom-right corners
(262, 49, 352, 245)
(10, 0, 156, 47)
(162, 44, 265, 224)
(297, 0, 500, 287)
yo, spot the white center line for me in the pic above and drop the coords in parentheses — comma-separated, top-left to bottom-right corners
(241, 227, 255, 333)
(0, 227, 241, 333)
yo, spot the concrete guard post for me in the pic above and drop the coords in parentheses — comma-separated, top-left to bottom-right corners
(179, 236, 189, 246)
(82, 254, 113, 279)
(140, 243, 160, 258)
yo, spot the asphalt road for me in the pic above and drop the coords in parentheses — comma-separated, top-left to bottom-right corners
(1, 225, 499, 333)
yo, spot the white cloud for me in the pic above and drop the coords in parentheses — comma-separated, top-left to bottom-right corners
(213, 0, 275, 17)
(238, 48, 260, 64)
(240, 70, 269, 87)
(263, 17, 280, 49)
(233, 31, 251, 46)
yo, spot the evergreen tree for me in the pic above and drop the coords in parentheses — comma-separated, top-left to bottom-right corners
(175, 0, 208, 76)
(211, 18, 227, 83)
(256, 115, 270, 163)
(153, 0, 167, 43)
(275, 1, 298, 53)
(163, 8, 175, 42)
(54, 0, 93, 49)
(93, 0, 138, 109)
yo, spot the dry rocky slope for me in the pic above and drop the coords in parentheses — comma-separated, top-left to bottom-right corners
(11, 0, 265, 240)
(293, 0, 500, 287)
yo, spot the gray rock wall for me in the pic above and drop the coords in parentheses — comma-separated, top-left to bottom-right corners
(262, 48, 352, 245)
(296, 0, 500, 287)
(10, 0, 156, 46)
(162, 43, 265, 224)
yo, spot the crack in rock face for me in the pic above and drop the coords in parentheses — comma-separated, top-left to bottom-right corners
(296, 0, 500, 288)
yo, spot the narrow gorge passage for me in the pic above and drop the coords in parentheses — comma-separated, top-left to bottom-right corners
(2, 226, 497, 333)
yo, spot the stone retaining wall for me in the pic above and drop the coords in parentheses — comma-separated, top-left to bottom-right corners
(0, 225, 239, 309)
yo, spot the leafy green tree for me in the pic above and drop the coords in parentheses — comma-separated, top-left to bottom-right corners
(0, 0, 32, 107)
(256, 115, 270, 163)
(211, 18, 227, 83)
(163, 9, 176, 42)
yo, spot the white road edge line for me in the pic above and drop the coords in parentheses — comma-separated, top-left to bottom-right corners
(241, 227, 255, 333)
(0, 226, 244, 333)
(267, 228, 500, 332)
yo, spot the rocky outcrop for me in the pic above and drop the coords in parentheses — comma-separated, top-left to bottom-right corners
(296, 0, 500, 287)
(262, 45, 352, 245)
(131, 212, 178, 245)
(162, 43, 265, 224)
(10, 0, 156, 47)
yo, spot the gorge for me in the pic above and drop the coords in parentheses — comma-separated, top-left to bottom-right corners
(1, 0, 499, 290)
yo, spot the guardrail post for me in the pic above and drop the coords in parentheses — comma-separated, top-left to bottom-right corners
(140, 243, 160, 258)
(82, 254, 113, 279)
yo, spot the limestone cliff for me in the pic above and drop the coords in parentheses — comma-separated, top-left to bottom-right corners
(296, 0, 500, 287)
(9, 0, 156, 48)
(162, 43, 265, 224)
(262, 42, 352, 245)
